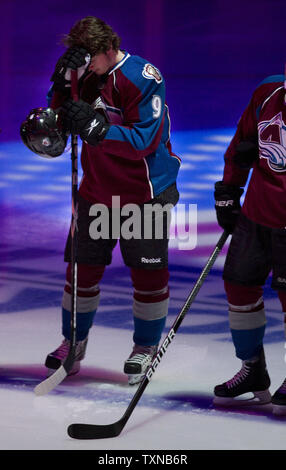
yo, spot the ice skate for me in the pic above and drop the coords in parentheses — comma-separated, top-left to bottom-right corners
(271, 378, 286, 415)
(213, 350, 271, 407)
(45, 337, 88, 376)
(124, 344, 158, 385)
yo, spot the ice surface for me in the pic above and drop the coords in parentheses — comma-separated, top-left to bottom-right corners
(0, 131, 286, 450)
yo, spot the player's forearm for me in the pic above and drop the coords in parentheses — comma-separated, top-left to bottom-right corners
(100, 114, 165, 160)
(223, 154, 251, 187)
(223, 126, 256, 187)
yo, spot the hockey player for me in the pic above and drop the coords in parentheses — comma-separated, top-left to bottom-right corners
(36, 16, 180, 385)
(214, 73, 286, 413)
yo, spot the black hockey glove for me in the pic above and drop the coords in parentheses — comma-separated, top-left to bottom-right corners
(62, 99, 110, 145)
(51, 46, 91, 95)
(214, 181, 244, 233)
(233, 141, 259, 169)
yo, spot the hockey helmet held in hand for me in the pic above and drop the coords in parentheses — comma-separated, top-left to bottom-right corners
(20, 107, 67, 158)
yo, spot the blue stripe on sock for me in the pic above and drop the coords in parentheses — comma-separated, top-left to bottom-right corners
(230, 325, 265, 360)
(133, 316, 166, 346)
(62, 308, 96, 341)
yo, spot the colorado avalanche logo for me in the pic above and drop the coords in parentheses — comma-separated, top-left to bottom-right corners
(142, 64, 162, 84)
(42, 137, 51, 147)
(258, 112, 286, 172)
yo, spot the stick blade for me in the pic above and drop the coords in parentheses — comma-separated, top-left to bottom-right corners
(34, 366, 67, 396)
(67, 419, 125, 440)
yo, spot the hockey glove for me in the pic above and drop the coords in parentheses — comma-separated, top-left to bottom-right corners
(214, 181, 243, 233)
(233, 141, 259, 169)
(62, 98, 110, 146)
(51, 46, 91, 95)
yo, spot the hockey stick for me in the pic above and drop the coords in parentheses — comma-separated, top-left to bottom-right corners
(34, 71, 79, 396)
(67, 230, 229, 439)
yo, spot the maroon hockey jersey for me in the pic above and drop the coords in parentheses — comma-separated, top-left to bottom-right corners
(223, 75, 286, 228)
(51, 52, 180, 207)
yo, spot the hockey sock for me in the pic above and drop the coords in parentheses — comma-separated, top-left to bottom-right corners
(62, 308, 96, 341)
(225, 281, 266, 360)
(130, 267, 170, 346)
(62, 263, 105, 341)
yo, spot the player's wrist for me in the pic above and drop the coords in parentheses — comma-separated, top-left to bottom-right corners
(51, 46, 91, 93)
(62, 98, 110, 145)
(80, 120, 110, 146)
(214, 181, 243, 234)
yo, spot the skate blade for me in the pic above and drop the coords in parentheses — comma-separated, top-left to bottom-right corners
(127, 374, 144, 386)
(272, 404, 286, 416)
(213, 389, 272, 407)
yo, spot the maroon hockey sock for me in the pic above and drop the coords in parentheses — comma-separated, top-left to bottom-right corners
(224, 280, 264, 309)
(63, 263, 105, 312)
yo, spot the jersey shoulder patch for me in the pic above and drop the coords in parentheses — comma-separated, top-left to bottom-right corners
(142, 63, 162, 83)
(120, 55, 163, 89)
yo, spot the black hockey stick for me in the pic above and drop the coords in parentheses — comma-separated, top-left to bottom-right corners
(34, 71, 79, 396)
(67, 230, 229, 439)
